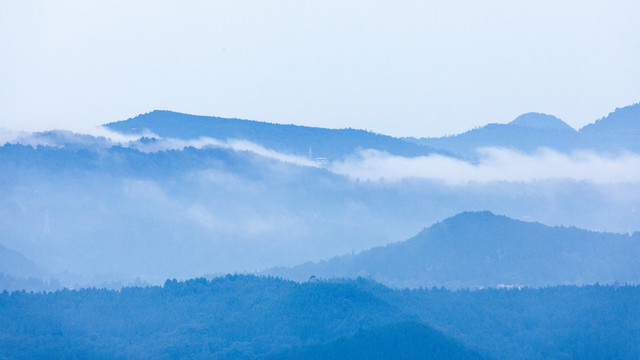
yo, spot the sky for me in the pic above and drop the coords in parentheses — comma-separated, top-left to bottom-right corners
(1, 1, 639, 137)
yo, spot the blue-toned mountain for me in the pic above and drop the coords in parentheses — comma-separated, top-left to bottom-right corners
(105, 110, 446, 160)
(0, 243, 41, 279)
(509, 112, 575, 131)
(269, 211, 640, 288)
(580, 102, 640, 152)
(406, 102, 640, 158)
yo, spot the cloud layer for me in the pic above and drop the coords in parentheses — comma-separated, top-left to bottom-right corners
(330, 148, 640, 184)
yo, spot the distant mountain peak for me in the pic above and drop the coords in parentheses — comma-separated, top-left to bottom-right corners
(509, 112, 575, 131)
(435, 210, 502, 227)
(426, 210, 519, 236)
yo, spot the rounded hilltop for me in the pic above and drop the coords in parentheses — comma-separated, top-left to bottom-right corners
(509, 112, 575, 131)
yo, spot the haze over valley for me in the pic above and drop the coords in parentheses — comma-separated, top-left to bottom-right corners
(2, 102, 640, 359)
(1, 102, 639, 289)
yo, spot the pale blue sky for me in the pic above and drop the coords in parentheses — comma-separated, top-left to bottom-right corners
(1, 1, 639, 137)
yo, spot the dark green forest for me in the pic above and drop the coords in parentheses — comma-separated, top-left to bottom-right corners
(1, 275, 638, 359)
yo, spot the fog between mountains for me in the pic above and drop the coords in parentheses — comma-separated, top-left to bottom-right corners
(125, 134, 640, 185)
(4, 128, 639, 184)
(330, 148, 640, 184)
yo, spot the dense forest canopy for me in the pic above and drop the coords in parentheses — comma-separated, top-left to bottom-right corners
(1, 276, 639, 359)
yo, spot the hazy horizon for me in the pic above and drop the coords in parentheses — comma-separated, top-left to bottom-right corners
(2, 1, 640, 137)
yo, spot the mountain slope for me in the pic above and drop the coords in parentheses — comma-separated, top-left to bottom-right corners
(579, 102, 640, 152)
(0, 243, 42, 279)
(105, 110, 446, 160)
(269, 211, 640, 288)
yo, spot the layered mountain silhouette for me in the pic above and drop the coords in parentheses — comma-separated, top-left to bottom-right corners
(1, 102, 638, 288)
(268, 211, 640, 288)
(1, 103, 639, 359)
(101, 103, 640, 163)
(406, 102, 640, 158)
(106, 103, 640, 161)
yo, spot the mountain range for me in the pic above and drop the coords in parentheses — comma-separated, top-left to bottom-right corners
(405, 103, 640, 158)
(0, 101, 638, 289)
(105, 102, 640, 161)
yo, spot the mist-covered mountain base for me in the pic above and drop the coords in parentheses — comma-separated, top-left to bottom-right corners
(1, 276, 638, 360)
(268, 211, 640, 288)
(1, 142, 637, 288)
(1, 101, 639, 288)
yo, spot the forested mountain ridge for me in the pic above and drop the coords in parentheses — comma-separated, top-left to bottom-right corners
(105, 103, 640, 161)
(105, 110, 448, 160)
(269, 211, 640, 288)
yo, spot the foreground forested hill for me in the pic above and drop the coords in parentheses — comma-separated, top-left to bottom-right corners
(0, 276, 476, 359)
(1, 276, 639, 359)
